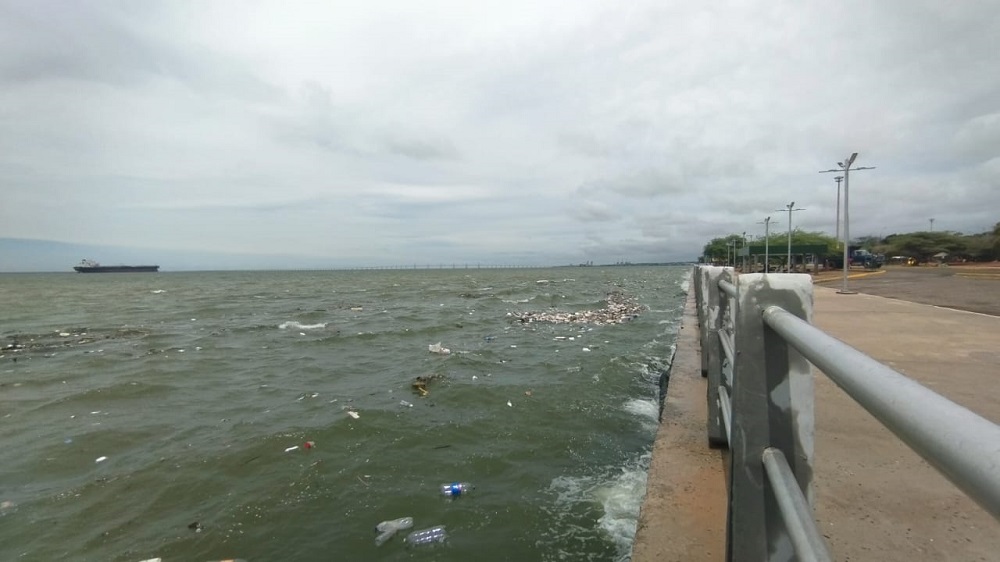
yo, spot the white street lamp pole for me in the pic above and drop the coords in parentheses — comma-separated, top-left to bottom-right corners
(775, 202, 805, 272)
(834, 176, 844, 243)
(758, 216, 772, 272)
(742, 231, 747, 271)
(820, 153, 876, 294)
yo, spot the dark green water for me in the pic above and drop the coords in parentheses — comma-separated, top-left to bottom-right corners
(0, 266, 689, 561)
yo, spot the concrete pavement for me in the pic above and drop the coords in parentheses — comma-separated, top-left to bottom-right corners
(632, 282, 1000, 561)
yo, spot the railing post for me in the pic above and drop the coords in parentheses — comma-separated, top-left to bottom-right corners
(695, 265, 708, 377)
(727, 273, 815, 562)
(703, 266, 728, 447)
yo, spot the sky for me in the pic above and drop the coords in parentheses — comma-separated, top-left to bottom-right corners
(1, 0, 998, 271)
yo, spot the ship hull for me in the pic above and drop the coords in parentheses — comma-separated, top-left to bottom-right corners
(74, 266, 160, 273)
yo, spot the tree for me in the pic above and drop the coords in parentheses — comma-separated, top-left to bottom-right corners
(884, 231, 968, 263)
(702, 234, 745, 264)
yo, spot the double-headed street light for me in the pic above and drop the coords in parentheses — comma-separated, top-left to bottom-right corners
(820, 152, 876, 294)
(775, 202, 805, 272)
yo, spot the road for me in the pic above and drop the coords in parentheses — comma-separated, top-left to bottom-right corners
(816, 265, 1000, 316)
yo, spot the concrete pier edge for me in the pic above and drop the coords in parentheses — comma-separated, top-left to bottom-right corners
(632, 280, 727, 561)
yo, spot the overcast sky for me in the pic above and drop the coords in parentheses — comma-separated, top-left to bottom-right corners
(2, 0, 998, 270)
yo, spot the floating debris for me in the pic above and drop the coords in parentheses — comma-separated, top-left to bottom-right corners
(412, 374, 443, 396)
(375, 516, 414, 546)
(428, 342, 451, 355)
(506, 290, 644, 325)
(347, 410, 360, 419)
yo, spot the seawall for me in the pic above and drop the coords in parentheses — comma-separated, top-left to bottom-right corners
(631, 281, 726, 561)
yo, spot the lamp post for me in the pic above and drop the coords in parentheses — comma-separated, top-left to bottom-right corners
(820, 153, 876, 294)
(929, 218, 935, 232)
(833, 176, 844, 243)
(758, 216, 772, 272)
(775, 202, 805, 272)
(742, 231, 747, 271)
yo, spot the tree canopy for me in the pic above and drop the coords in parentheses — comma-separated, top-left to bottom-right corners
(702, 222, 1000, 264)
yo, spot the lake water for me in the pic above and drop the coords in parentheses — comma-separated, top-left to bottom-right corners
(0, 266, 689, 561)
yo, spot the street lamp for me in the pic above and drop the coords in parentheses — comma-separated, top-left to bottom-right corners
(820, 152, 876, 294)
(758, 216, 772, 272)
(775, 202, 805, 272)
(742, 231, 747, 271)
(833, 176, 844, 242)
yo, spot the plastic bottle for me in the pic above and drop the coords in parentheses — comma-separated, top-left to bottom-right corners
(404, 525, 448, 546)
(440, 482, 474, 497)
(374, 516, 414, 546)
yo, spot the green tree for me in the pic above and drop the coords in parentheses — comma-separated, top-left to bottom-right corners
(702, 234, 745, 264)
(884, 231, 969, 263)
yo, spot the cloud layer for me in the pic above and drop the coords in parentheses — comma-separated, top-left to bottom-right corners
(2, 0, 998, 269)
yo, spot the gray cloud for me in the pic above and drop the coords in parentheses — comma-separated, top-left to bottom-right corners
(2, 0, 998, 270)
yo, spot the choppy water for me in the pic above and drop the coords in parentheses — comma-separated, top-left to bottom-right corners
(0, 266, 688, 562)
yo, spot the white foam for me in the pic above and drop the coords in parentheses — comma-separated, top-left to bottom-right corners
(278, 321, 327, 330)
(594, 458, 650, 555)
(546, 450, 653, 561)
(624, 398, 660, 434)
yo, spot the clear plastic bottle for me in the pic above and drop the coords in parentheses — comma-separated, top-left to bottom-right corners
(374, 516, 414, 546)
(440, 482, 474, 497)
(404, 525, 448, 546)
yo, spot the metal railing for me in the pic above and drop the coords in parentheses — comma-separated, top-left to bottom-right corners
(693, 265, 1000, 562)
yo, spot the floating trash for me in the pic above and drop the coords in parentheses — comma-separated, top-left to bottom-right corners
(375, 516, 414, 546)
(507, 290, 644, 325)
(95, 456, 108, 463)
(412, 374, 442, 396)
(428, 342, 451, 355)
(440, 482, 474, 497)
(347, 410, 360, 419)
(405, 525, 448, 546)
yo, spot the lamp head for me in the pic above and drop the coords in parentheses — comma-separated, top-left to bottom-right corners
(847, 152, 858, 165)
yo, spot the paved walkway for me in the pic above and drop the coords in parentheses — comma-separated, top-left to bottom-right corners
(632, 283, 1000, 561)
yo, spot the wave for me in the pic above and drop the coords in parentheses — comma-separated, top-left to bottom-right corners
(679, 271, 691, 294)
(623, 398, 658, 422)
(545, 450, 653, 562)
(278, 321, 328, 331)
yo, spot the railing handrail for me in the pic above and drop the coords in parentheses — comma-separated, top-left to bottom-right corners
(694, 264, 1000, 561)
(762, 304, 1000, 519)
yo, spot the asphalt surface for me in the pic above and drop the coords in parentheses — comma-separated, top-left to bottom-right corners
(816, 265, 1000, 316)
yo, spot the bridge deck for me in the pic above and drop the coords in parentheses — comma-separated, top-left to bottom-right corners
(632, 284, 1000, 561)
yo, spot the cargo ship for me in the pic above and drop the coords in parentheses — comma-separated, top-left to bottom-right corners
(73, 259, 159, 273)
